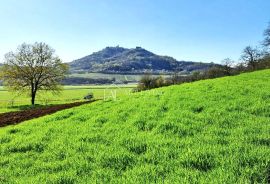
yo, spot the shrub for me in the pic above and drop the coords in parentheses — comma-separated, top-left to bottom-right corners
(83, 92, 94, 100)
(136, 75, 168, 91)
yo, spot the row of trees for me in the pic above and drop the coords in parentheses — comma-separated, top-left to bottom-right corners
(137, 23, 270, 91)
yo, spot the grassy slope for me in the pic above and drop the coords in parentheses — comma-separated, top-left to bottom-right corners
(0, 70, 270, 183)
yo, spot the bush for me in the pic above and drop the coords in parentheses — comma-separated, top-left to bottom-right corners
(136, 75, 168, 91)
(83, 92, 94, 100)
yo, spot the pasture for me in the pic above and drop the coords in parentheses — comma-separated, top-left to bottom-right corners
(0, 85, 135, 113)
(0, 70, 269, 183)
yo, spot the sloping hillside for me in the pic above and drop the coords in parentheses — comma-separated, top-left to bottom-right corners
(69, 46, 215, 73)
(0, 70, 270, 183)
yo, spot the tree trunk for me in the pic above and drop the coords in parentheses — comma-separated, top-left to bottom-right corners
(31, 93, 35, 106)
(31, 90, 36, 106)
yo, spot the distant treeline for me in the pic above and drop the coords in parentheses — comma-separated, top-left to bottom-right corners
(136, 54, 270, 91)
(136, 23, 270, 91)
(61, 77, 116, 85)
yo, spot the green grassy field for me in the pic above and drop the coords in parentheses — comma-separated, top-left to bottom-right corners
(0, 70, 269, 183)
(0, 85, 135, 113)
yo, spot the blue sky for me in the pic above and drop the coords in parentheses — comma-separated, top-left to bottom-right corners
(0, 0, 269, 63)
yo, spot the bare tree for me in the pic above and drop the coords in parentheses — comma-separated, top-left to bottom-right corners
(263, 23, 270, 48)
(0, 42, 69, 105)
(221, 58, 235, 75)
(171, 72, 179, 84)
(241, 46, 261, 70)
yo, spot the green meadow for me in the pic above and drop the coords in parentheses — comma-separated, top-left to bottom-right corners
(0, 85, 135, 113)
(0, 70, 269, 183)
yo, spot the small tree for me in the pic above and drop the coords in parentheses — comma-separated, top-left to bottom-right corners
(171, 72, 179, 84)
(138, 74, 153, 90)
(0, 42, 68, 106)
(235, 62, 247, 73)
(221, 58, 235, 75)
(191, 71, 201, 81)
(241, 46, 261, 70)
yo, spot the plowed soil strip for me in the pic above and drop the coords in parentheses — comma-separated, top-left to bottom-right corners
(0, 101, 96, 127)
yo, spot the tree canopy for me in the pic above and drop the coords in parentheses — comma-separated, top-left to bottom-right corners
(0, 42, 68, 105)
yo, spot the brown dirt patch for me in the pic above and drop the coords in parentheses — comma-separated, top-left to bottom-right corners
(0, 101, 96, 128)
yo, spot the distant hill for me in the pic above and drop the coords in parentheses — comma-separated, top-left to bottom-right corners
(69, 46, 216, 74)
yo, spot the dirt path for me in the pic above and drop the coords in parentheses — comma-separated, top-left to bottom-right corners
(0, 101, 96, 128)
